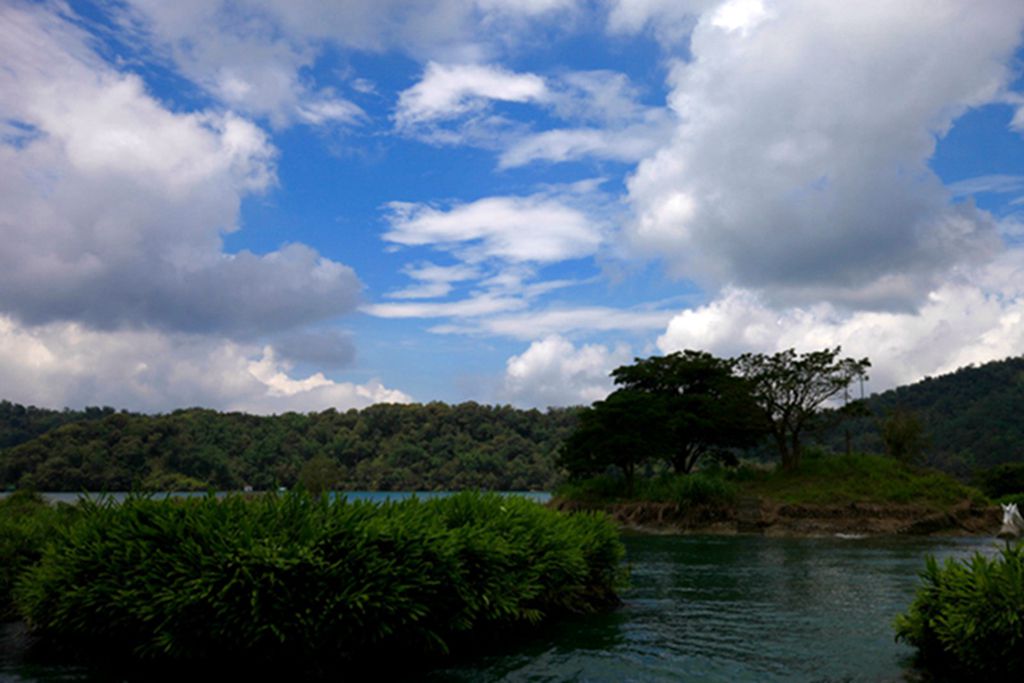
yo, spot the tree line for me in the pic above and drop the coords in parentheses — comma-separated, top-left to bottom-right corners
(0, 403, 578, 492)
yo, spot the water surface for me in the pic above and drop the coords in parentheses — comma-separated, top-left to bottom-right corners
(428, 534, 998, 682)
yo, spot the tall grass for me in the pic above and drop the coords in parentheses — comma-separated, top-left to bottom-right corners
(14, 491, 624, 672)
(894, 544, 1024, 676)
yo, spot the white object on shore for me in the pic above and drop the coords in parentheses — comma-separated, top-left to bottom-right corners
(997, 503, 1024, 540)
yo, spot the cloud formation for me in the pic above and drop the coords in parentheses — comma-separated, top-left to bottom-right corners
(383, 194, 605, 263)
(0, 316, 409, 414)
(0, 3, 361, 338)
(625, 0, 1024, 308)
(502, 335, 631, 407)
(657, 251, 1024, 393)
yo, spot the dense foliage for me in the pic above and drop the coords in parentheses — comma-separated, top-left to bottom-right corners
(895, 544, 1024, 676)
(0, 491, 76, 620)
(560, 347, 866, 488)
(824, 356, 1024, 476)
(0, 401, 115, 450)
(13, 492, 623, 673)
(0, 402, 578, 492)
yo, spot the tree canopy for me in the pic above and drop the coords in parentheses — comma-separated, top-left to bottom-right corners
(736, 347, 870, 471)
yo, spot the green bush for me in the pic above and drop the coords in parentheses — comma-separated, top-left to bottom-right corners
(894, 544, 1024, 676)
(997, 492, 1024, 506)
(0, 491, 73, 621)
(638, 472, 737, 508)
(15, 491, 624, 672)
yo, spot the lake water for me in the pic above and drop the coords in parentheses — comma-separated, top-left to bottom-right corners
(426, 534, 998, 682)
(0, 515, 1001, 681)
(0, 490, 552, 505)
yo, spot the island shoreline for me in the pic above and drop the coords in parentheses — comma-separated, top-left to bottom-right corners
(549, 498, 1003, 538)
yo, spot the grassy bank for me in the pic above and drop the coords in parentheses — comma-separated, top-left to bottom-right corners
(555, 453, 987, 511)
(7, 491, 624, 674)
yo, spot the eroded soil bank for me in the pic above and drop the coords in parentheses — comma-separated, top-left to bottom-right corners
(550, 498, 1002, 537)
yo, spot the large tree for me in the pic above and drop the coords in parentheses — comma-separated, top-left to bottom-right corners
(610, 350, 767, 474)
(736, 347, 870, 471)
(558, 389, 671, 494)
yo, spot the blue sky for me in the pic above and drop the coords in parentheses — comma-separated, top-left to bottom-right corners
(3, 0, 1024, 413)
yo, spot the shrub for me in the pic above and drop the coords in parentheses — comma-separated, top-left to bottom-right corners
(894, 544, 1024, 676)
(15, 491, 624, 672)
(0, 491, 73, 621)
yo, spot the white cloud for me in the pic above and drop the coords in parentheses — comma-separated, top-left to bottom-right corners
(498, 70, 675, 167)
(387, 262, 482, 299)
(0, 3, 361, 336)
(363, 294, 527, 319)
(433, 305, 676, 339)
(624, 0, 1024, 309)
(122, 1, 365, 128)
(395, 62, 548, 128)
(121, 0, 581, 123)
(0, 316, 409, 414)
(502, 335, 632, 407)
(605, 0, 716, 45)
(656, 249, 1024, 393)
(383, 194, 605, 263)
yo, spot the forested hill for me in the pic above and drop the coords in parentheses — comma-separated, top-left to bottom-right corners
(825, 355, 1024, 474)
(0, 402, 579, 492)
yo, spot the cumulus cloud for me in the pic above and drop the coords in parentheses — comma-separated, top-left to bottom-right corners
(656, 250, 1024, 393)
(0, 3, 361, 337)
(270, 328, 357, 369)
(0, 316, 409, 414)
(625, 0, 1024, 308)
(383, 194, 605, 263)
(395, 62, 548, 129)
(502, 335, 632, 407)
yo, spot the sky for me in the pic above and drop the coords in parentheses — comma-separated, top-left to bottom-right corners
(3, 0, 1024, 413)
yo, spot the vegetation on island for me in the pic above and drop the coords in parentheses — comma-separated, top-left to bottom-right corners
(558, 347, 875, 497)
(6, 491, 623, 675)
(895, 544, 1024, 676)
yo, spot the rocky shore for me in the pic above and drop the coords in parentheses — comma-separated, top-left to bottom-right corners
(550, 497, 1002, 537)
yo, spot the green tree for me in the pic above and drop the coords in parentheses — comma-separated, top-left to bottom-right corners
(559, 390, 670, 494)
(881, 408, 927, 464)
(736, 347, 870, 471)
(297, 454, 344, 495)
(611, 350, 767, 473)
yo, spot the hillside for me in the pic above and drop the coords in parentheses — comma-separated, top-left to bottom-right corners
(820, 356, 1024, 474)
(0, 402, 578, 492)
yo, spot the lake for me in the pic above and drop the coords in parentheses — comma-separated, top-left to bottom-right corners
(426, 534, 997, 682)
(0, 513, 1001, 681)
(0, 491, 552, 505)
